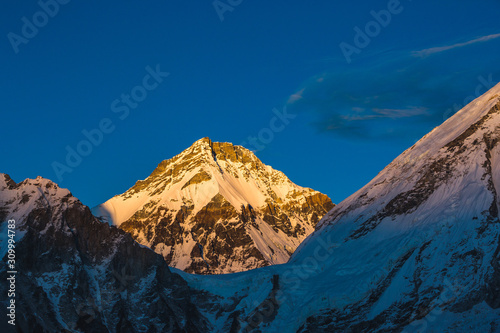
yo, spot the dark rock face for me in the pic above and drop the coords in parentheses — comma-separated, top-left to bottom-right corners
(186, 194, 263, 274)
(0, 176, 209, 332)
(181, 171, 212, 190)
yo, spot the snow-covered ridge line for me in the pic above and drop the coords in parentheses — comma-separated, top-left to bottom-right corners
(316, 81, 500, 231)
(282, 81, 500, 332)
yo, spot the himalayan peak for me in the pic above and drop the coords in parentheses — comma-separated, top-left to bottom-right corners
(92, 137, 334, 274)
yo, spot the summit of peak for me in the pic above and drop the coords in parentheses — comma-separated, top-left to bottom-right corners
(188, 137, 256, 163)
(193, 137, 213, 146)
(191, 137, 238, 149)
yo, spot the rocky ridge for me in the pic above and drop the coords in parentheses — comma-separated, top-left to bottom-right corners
(0, 174, 209, 332)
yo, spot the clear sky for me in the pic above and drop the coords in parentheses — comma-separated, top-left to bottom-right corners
(2, 0, 500, 208)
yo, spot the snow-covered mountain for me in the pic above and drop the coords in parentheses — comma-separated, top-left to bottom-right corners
(92, 137, 334, 274)
(174, 82, 500, 332)
(292, 83, 500, 331)
(4, 81, 500, 332)
(0, 174, 209, 332)
(287, 82, 500, 331)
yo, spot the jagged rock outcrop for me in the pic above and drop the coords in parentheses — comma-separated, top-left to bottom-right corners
(0, 174, 210, 332)
(93, 138, 334, 274)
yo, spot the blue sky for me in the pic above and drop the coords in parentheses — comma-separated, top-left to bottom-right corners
(2, 0, 500, 207)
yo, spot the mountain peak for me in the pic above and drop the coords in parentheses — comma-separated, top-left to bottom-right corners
(192, 136, 213, 147)
(388, 82, 500, 170)
(93, 139, 334, 274)
(189, 137, 255, 164)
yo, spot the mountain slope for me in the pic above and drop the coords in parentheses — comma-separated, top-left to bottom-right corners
(93, 138, 334, 274)
(0, 174, 210, 332)
(283, 82, 500, 331)
(175, 82, 500, 332)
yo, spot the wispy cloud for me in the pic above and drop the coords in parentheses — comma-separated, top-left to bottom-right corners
(285, 45, 500, 141)
(287, 88, 305, 104)
(372, 107, 428, 118)
(413, 33, 500, 57)
(340, 107, 427, 121)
